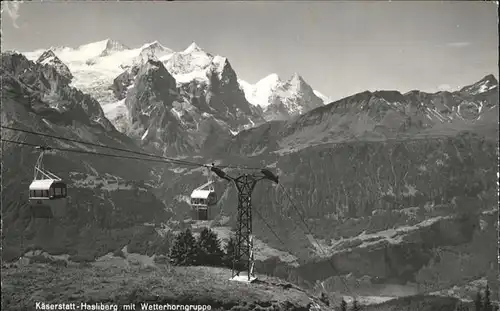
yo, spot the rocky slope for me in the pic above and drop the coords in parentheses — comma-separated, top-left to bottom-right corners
(119, 58, 198, 155)
(35, 50, 73, 85)
(23, 39, 171, 107)
(23, 41, 266, 135)
(1, 52, 171, 262)
(111, 42, 264, 135)
(110, 56, 242, 156)
(239, 73, 327, 121)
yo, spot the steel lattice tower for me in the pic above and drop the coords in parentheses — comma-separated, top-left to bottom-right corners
(211, 167, 278, 282)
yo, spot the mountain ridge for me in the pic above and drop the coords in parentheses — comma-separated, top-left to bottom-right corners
(23, 40, 267, 136)
(17, 42, 500, 157)
(21, 39, 329, 129)
(269, 74, 497, 154)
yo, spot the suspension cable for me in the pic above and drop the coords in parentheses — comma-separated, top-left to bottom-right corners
(278, 183, 358, 300)
(1, 139, 200, 166)
(1, 125, 261, 170)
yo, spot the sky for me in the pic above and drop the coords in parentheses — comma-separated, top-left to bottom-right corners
(1, 1, 498, 101)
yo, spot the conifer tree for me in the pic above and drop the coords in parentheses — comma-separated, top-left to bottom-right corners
(169, 231, 185, 266)
(484, 285, 493, 311)
(340, 299, 347, 311)
(475, 291, 483, 311)
(196, 227, 224, 267)
(455, 301, 469, 311)
(170, 228, 198, 266)
(351, 299, 361, 311)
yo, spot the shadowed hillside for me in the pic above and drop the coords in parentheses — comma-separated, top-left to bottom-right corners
(1, 52, 171, 262)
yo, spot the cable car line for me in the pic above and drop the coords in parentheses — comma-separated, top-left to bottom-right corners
(1, 125, 261, 171)
(277, 184, 357, 299)
(253, 207, 289, 249)
(1, 124, 463, 172)
(250, 207, 289, 280)
(243, 188, 357, 300)
(1, 125, 209, 168)
(1, 139, 200, 166)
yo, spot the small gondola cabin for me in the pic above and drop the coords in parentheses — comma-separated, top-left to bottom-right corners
(190, 189, 217, 221)
(29, 179, 67, 218)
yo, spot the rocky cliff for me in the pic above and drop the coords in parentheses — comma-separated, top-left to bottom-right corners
(239, 73, 326, 121)
(1, 52, 170, 262)
(110, 57, 236, 156)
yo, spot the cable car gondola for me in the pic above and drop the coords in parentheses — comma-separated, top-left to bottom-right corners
(190, 165, 218, 221)
(28, 146, 68, 219)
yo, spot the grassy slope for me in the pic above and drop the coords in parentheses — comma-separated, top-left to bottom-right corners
(1, 264, 331, 311)
(3, 263, 485, 311)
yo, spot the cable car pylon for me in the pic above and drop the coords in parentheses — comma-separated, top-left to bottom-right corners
(211, 166, 279, 283)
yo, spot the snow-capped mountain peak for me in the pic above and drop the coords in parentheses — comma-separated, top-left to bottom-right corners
(135, 41, 173, 64)
(77, 39, 113, 58)
(143, 40, 160, 47)
(242, 73, 282, 108)
(255, 73, 281, 89)
(164, 43, 213, 83)
(36, 49, 57, 65)
(141, 41, 172, 53)
(100, 39, 129, 57)
(35, 49, 73, 83)
(238, 72, 325, 119)
(459, 74, 498, 95)
(289, 72, 303, 82)
(286, 72, 307, 90)
(183, 42, 205, 54)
